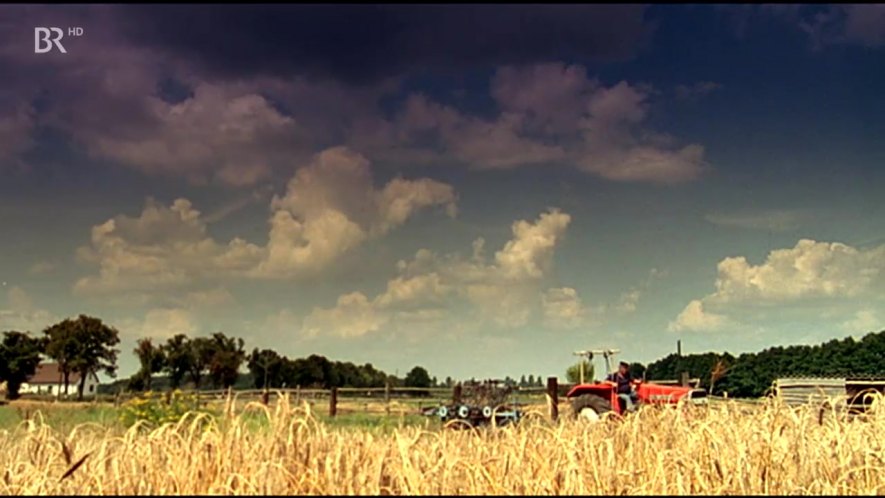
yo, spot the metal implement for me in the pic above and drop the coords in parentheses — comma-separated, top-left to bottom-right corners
(423, 379, 523, 428)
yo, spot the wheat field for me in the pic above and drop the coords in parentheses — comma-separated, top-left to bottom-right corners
(0, 396, 882, 495)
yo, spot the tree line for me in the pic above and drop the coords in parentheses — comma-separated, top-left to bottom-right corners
(644, 329, 885, 397)
(0, 314, 439, 401)
(3, 313, 883, 401)
(128, 337, 442, 393)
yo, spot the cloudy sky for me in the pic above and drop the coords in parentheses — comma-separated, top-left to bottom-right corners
(2, 5, 884, 381)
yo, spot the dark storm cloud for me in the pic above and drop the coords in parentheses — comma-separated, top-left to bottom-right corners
(112, 5, 651, 84)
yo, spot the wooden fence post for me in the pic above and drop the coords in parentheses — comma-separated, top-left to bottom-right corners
(261, 389, 269, 406)
(547, 377, 559, 421)
(330, 387, 338, 417)
(296, 385, 301, 405)
(384, 382, 391, 416)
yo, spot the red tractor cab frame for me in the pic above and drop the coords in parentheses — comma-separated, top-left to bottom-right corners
(566, 349, 707, 418)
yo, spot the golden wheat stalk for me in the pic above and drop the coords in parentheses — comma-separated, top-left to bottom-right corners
(0, 395, 881, 495)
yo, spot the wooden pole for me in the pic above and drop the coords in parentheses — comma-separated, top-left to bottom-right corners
(677, 340, 682, 357)
(261, 389, 269, 406)
(547, 377, 559, 422)
(453, 383, 462, 405)
(680, 371, 689, 387)
(384, 381, 391, 416)
(329, 387, 338, 417)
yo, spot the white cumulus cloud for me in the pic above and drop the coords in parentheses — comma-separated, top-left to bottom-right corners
(301, 208, 573, 338)
(670, 239, 885, 334)
(73, 146, 458, 295)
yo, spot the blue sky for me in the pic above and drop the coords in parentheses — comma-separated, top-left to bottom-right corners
(1, 5, 884, 381)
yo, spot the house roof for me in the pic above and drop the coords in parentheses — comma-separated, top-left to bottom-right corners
(26, 363, 96, 385)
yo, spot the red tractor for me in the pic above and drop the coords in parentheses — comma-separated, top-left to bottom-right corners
(566, 349, 707, 422)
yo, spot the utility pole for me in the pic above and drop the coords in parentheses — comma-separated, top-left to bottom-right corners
(677, 340, 682, 357)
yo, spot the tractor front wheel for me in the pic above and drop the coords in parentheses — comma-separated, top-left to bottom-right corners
(570, 394, 613, 423)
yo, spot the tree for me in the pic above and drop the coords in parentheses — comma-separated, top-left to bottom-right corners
(187, 336, 214, 390)
(206, 332, 246, 389)
(628, 362, 646, 380)
(247, 348, 285, 389)
(404, 366, 432, 388)
(566, 360, 594, 384)
(132, 338, 165, 391)
(0, 331, 44, 400)
(387, 374, 404, 388)
(45, 315, 120, 400)
(161, 334, 192, 389)
(43, 318, 79, 396)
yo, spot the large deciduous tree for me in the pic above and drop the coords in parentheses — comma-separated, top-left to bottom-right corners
(207, 332, 246, 389)
(43, 318, 81, 396)
(404, 366, 431, 388)
(0, 331, 45, 400)
(132, 338, 166, 391)
(45, 315, 120, 400)
(187, 336, 215, 390)
(161, 334, 193, 390)
(247, 348, 285, 389)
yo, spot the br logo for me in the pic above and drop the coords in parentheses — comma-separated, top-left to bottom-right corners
(34, 27, 83, 54)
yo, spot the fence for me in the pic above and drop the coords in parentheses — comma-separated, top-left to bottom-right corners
(54, 372, 717, 422)
(102, 383, 554, 418)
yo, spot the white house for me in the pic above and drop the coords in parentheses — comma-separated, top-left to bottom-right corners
(19, 363, 101, 398)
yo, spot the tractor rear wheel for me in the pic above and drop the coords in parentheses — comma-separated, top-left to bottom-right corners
(571, 394, 612, 422)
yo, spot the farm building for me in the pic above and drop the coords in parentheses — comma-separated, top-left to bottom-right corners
(19, 363, 100, 398)
(774, 377, 885, 411)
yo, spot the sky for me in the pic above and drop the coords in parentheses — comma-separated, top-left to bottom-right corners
(1, 5, 884, 382)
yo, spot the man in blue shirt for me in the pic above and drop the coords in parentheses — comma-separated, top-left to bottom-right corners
(606, 361, 639, 412)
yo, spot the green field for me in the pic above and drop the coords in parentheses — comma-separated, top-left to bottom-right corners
(0, 402, 120, 432)
(0, 400, 436, 435)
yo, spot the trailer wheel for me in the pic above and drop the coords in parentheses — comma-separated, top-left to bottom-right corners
(571, 394, 612, 423)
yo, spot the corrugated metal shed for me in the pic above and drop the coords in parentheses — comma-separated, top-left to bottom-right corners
(774, 377, 847, 407)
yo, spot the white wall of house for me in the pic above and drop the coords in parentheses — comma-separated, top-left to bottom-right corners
(20, 376, 100, 397)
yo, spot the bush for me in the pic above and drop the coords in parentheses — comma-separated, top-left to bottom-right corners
(119, 390, 213, 429)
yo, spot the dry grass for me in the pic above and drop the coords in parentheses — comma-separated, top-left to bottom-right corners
(0, 395, 882, 495)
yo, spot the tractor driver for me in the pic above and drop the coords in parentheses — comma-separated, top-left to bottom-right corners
(606, 361, 639, 412)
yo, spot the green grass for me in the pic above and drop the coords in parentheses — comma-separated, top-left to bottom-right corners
(0, 406, 19, 429)
(316, 411, 433, 432)
(0, 401, 436, 435)
(0, 396, 513, 436)
(0, 403, 121, 433)
(230, 404, 434, 435)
